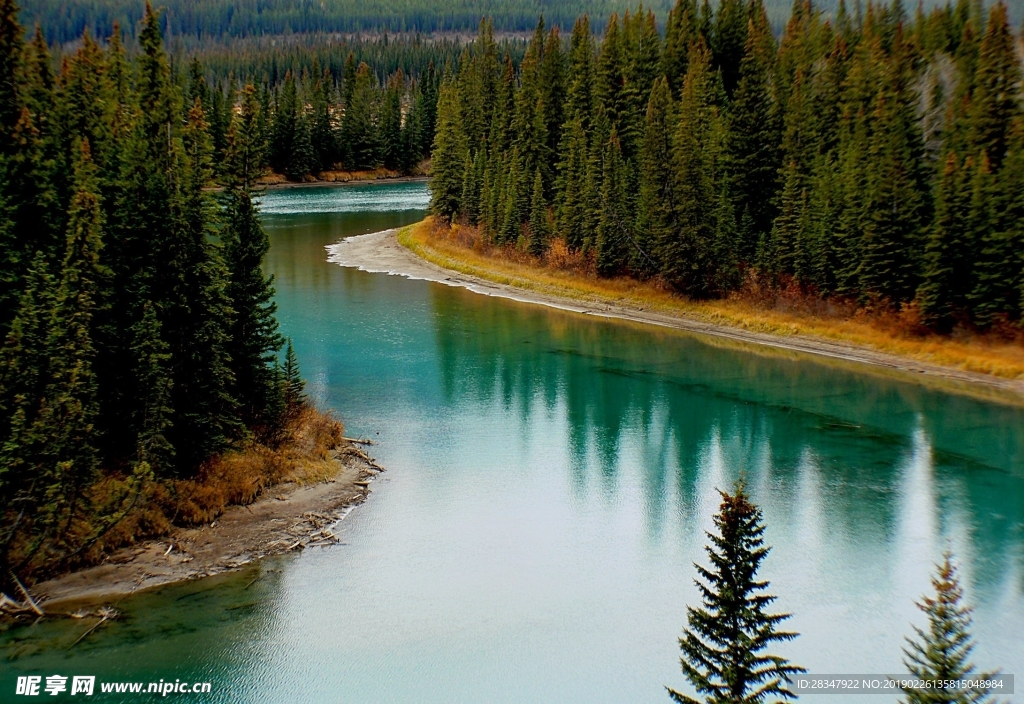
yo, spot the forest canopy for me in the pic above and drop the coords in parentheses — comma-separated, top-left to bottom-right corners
(430, 0, 1024, 333)
(0, 0, 298, 587)
(17, 0, 1002, 46)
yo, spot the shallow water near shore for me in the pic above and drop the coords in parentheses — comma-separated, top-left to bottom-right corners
(3, 181, 1022, 702)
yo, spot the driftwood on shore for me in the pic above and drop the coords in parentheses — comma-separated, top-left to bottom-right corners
(6, 571, 44, 616)
(342, 436, 376, 445)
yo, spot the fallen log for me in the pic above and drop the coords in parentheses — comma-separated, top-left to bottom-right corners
(342, 437, 376, 445)
(10, 571, 43, 616)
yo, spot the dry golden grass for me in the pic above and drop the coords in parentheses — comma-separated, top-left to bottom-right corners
(67, 406, 345, 575)
(168, 406, 344, 525)
(401, 218, 1024, 381)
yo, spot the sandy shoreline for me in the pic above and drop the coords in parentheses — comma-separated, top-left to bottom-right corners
(327, 228, 1024, 402)
(20, 442, 383, 612)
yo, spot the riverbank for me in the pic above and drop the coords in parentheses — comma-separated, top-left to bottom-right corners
(258, 169, 429, 189)
(4, 408, 384, 613)
(326, 221, 1024, 403)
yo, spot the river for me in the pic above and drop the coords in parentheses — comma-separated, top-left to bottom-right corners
(3, 181, 1022, 702)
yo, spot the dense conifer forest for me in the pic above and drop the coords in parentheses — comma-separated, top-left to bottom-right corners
(430, 0, 1024, 332)
(22, 0, 671, 45)
(181, 48, 440, 178)
(0, 0, 310, 587)
(161, 38, 458, 180)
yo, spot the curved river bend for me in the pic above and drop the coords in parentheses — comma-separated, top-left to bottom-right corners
(3, 182, 1022, 702)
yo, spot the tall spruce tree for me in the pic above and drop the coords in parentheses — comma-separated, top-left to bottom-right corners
(430, 77, 468, 220)
(712, 0, 748, 96)
(668, 482, 803, 704)
(166, 100, 239, 467)
(0, 253, 55, 578)
(917, 153, 973, 330)
(966, 3, 1020, 172)
(858, 27, 929, 304)
(271, 72, 300, 177)
(595, 131, 632, 276)
(528, 169, 550, 256)
(636, 77, 677, 278)
(726, 4, 780, 260)
(663, 0, 702, 95)
(900, 554, 1000, 704)
(1, 141, 105, 575)
(0, 0, 23, 150)
(556, 117, 589, 251)
(281, 339, 305, 413)
(342, 62, 380, 171)
(664, 41, 725, 297)
(224, 87, 283, 432)
(379, 71, 405, 171)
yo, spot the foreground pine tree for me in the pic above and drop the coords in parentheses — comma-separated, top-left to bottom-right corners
(668, 481, 803, 704)
(901, 554, 1000, 704)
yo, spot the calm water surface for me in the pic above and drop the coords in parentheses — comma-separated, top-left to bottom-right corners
(3, 182, 1022, 702)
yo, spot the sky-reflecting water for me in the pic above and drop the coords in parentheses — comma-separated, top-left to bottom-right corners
(3, 183, 1021, 703)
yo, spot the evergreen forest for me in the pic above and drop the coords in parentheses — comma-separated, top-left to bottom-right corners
(430, 0, 1024, 332)
(178, 48, 441, 179)
(0, 0, 304, 587)
(22, 0, 673, 45)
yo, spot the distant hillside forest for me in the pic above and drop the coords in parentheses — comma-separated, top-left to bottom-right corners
(430, 1, 1024, 332)
(21, 0, 674, 44)
(18, 0, 1001, 46)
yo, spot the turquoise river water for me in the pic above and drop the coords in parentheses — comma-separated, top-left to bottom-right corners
(2, 182, 1022, 702)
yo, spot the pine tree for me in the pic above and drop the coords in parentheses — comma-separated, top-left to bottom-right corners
(726, 4, 780, 260)
(595, 131, 631, 276)
(764, 159, 806, 279)
(555, 117, 589, 251)
(430, 78, 468, 220)
(596, 13, 627, 149)
(164, 100, 239, 469)
(127, 301, 173, 471)
(0, 0, 24, 151)
(228, 85, 266, 191)
(900, 553, 1000, 704)
(0, 253, 55, 566)
(712, 0, 748, 96)
(460, 149, 484, 226)
(513, 21, 550, 191)
(563, 16, 596, 135)
(667, 481, 803, 704)
(966, 3, 1021, 171)
(917, 153, 972, 330)
(341, 62, 379, 171)
(498, 147, 527, 245)
(271, 72, 300, 176)
(621, 9, 660, 162)
(663, 0, 701, 95)
(636, 77, 677, 278)
(281, 339, 305, 412)
(310, 66, 337, 172)
(224, 98, 283, 432)
(858, 28, 929, 304)
(528, 169, 550, 257)
(540, 28, 566, 192)
(664, 40, 725, 297)
(8, 140, 105, 569)
(288, 113, 316, 179)
(379, 71, 404, 171)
